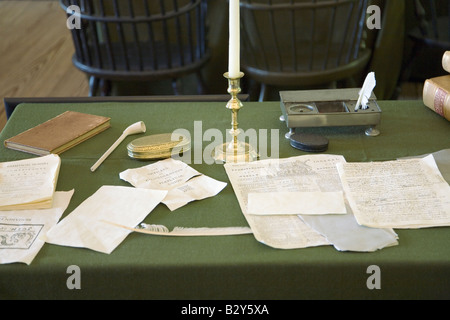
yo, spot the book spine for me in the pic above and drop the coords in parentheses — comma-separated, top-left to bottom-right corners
(443, 51, 450, 73)
(423, 79, 450, 121)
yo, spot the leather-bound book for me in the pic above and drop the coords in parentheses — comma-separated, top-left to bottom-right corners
(423, 75, 450, 121)
(4, 111, 111, 156)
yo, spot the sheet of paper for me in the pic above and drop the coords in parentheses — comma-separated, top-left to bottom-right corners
(427, 149, 450, 183)
(247, 191, 347, 215)
(45, 186, 167, 254)
(0, 154, 61, 210)
(0, 190, 74, 265)
(337, 155, 450, 228)
(299, 205, 398, 252)
(224, 154, 350, 249)
(162, 174, 227, 211)
(225, 154, 399, 251)
(400, 149, 450, 183)
(120, 158, 227, 211)
(120, 158, 200, 189)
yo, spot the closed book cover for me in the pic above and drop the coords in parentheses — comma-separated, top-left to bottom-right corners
(423, 75, 450, 121)
(4, 111, 111, 155)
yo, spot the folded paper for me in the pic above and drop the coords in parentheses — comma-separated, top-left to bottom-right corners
(247, 191, 347, 215)
(45, 186, 167, 254)
(225, 154, 398, 251)
(120, 158, 227, 211)
(224, 154, 348, 249)
(299, 210, 398, 252)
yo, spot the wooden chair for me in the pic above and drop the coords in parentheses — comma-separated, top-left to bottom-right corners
(60, 0, 210, 96)
(400, 0, 450, 83)
(240, 0, 372, 101)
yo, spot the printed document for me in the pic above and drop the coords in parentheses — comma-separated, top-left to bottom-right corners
(120, 158, 227, 211)
(224, 154, 398, 251)
(0, 154, 61, 210)
(224, 155, 347, 249)
(0, 190, 74, 264)
(337, 155, 450, 228)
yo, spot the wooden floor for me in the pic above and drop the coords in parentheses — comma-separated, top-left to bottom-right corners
(0, 1, 422, 134)
(0, 0, 89, 132)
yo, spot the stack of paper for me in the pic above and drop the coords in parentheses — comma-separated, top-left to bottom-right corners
(224, 154, 399, 252)
(224, 152, 450, 252)
(0, 154, 61, 210)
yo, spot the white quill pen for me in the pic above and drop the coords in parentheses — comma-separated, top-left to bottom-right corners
(102, 220, 253, 237)
(354, 72, 376, 111)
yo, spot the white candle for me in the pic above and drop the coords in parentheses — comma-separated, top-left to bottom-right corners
(228, 0, 240, 78)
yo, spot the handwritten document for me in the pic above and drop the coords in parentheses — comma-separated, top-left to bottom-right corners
(120, 158, 227, 211)
(0, 154, 61, 210)
(400, 148, 450, 183)
(337, 155, 450, 228)
(0, 190, 73, 265)
(45, 186, 167, 254)
(225, 154, 398, 251)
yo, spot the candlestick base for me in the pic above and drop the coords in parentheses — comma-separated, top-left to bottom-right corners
(213, 72, 258, 163)
(213, 139, 258, 163)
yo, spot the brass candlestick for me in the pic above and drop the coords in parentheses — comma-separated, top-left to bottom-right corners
(213, 72, 258, 163)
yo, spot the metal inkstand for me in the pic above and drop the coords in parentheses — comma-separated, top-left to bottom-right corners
(279, 88, 382, 152)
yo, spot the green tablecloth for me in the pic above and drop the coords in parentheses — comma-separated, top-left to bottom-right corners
(0, 100, 449, 300)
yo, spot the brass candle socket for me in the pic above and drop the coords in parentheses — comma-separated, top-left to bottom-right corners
(213, 72, 258, 163)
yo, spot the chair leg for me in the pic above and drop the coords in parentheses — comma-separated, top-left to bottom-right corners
(196, 71, 208, 94)
(89, 76, 99, 96)
(89, 77, 112, 96)
(329, 80, 338, 89)
(171, 79, 180, 95)
(259, 83, 268, 102)
(99, 79, 111, 96)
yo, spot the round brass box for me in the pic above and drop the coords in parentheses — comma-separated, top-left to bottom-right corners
(127, 133, 190, 160)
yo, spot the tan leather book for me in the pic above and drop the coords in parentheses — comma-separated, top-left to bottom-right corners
(4, 111, 111, 156)
(423, 75, 450, 121)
